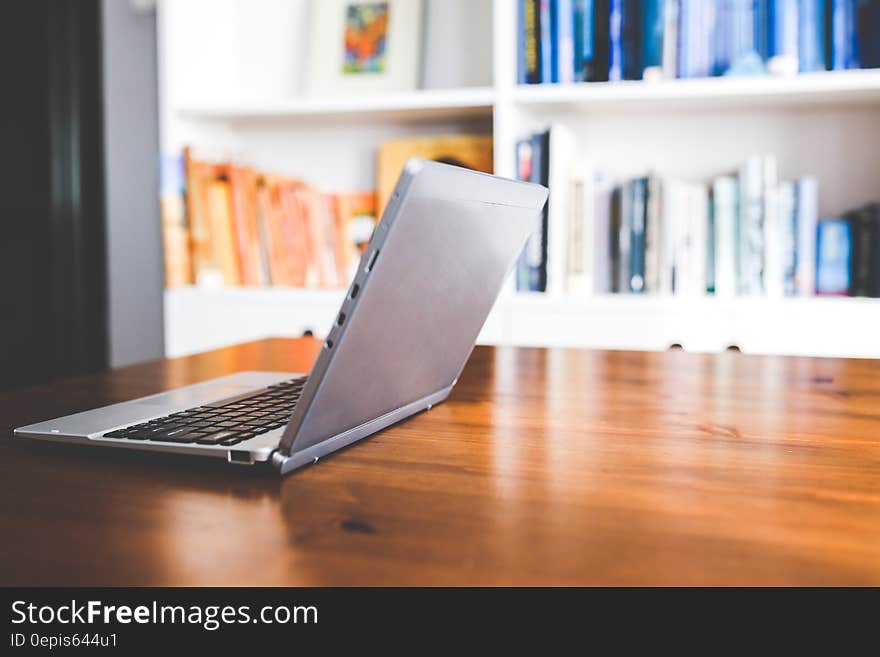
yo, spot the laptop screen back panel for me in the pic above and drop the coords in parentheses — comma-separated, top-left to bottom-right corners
(278, 159, 548, 457)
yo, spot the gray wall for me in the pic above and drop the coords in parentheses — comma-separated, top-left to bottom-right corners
(102, 0, 164, 367)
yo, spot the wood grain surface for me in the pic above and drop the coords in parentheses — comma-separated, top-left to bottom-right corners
(1, 338, 878, 586)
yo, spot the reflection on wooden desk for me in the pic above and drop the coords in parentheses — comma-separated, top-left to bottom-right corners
(1, 338, 878, 585)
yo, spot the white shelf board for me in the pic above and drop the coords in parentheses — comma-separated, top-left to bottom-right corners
(175, 86, 496, 122)
(510, 69, 880, 113)
(164, 287, 880, 359)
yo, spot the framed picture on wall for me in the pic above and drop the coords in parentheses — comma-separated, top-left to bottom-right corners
(306, 0, 424, 97)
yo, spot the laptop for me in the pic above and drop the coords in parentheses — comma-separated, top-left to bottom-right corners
(14, 159, 548, 476)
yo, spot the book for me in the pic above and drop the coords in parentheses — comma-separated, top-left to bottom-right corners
(767, 0, 800, 75)
(540, 0, 556, 82)
(159, 153, 193, 288)
(546, 125, 577, 295)
(376, 135, 493, 218)
(204, 175, 242, 286)
(719, 0, 765, 75)
(629, 177, 648, 292)
(678, 0, 715, 78)
(644, 176, 663, 293)
(829, 0, 860, 70)
(516, 132, 550, 292)
(684, 181, 709, 296)
(609, 0, 624, 81)
(798, 0, 827, 72)
(795, 176, 818, 295)
(848, 204, 878, 297)
(815, 218, 852, 294)
(641, 0, 665, 79)
(566, 162, 593, 293)
(573, 0, 589, 81)
(520, 0, 542, 83)
(610, 186, 627, 292)
(738, 155, 775, 295)
(777, 180, 799, 296)
(872, 204, 880, 297)
(621, 0, 644, 80)
(586, 0, 611, 81)
(184, 151, 226, 286)
(227, 165, 266, 286)
(556, 0, 577, 83)
(335, 191, 377, 282)
(662, 0, 680, 78)
(712, 175, 739, 297)
(858, 0, 880, 69)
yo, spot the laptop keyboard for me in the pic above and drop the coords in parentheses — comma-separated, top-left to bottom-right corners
(100, 377, 307, 447)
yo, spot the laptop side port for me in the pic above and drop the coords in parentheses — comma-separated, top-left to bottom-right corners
(227, 450, 255, 465)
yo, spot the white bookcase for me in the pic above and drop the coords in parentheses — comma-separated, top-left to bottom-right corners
(160, 0, 880, 359)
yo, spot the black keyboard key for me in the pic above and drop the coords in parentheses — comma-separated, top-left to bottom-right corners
(103, 429, 129, 438)
(151, 426, 202, 442)
(195, 430, 239, 445)
(168, 431, 208, 443)
(126, 425, 180, 440)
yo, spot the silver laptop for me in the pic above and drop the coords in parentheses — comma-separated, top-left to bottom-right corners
(14, 159, 548, 476)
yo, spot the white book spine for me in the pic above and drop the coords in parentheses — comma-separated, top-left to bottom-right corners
(712, 176, 738, 297)
(546, 124, 576, 296)
(762, 155, 779, 297)
(795, 176, 818, 296)
(566, 161, 595, 295)
(593, 173, 614, 294)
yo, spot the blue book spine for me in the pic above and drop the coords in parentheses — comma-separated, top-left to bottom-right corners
(699, 0, 717, 77)
(815, 218, 852, 295)
(677, 0, 691, 77)
(540, 0, 557, 82)
(629, 178, 647, 292)
(573, 0, 588, 81)
(830, 0, 859, 69)
(721, 0, 759, 73)
(755, 0, 771, 62)
(556, 0, 577, 83)
(609, 0, 624, 80)
(641, 0, 663, 73)
(714, 0, 733, 74)
(768, 0, 799, 69)
(798, 0, 827, 71)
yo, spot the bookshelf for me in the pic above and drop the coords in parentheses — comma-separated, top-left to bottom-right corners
(176, 87, 496, 122)
(160, 0, 880, 359)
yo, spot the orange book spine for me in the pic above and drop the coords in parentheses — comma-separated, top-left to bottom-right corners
(228, 166, 265, 286)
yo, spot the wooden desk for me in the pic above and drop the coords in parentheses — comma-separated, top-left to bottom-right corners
(1, 338, 878, 586)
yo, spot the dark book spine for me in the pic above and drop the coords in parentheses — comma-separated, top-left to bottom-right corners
(870, 204, 880, 297)
(629, 178, 647, 292)
(858, 0, 880, 69)
(523, 0, 543, 83)
(588, 0, 611, 80)
(616, 181, 633, 293)
(532, 130, 551, 291)
(849, 206, 876, 297)
(621, 0, 643, 80)
(610, 187, 622, 292)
